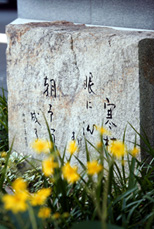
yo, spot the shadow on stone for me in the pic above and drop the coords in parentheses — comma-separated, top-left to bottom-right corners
(139, 38, 154, 161)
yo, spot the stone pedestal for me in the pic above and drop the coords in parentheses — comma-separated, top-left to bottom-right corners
(6, 22, 154, 161)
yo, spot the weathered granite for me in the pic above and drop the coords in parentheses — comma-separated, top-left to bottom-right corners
(6, 22, 154, 161)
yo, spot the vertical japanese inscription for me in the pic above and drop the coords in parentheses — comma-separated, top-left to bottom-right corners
(48, 104, 53, 122)
(30, 111, 41, 139)
(22, 113, 28, 147)
(43, 76, 56, 98)
(71, 72, 97, 146)
(104, 98, 117, 130)
(27, 71, 119, 150)
(103, 98, 117, 146)
(43, 76, 56, 143)
(84, 72, 96, 137)
(84, 72, 96, 94)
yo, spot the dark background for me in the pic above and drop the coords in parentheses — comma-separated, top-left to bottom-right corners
(0, 0, 17, 94)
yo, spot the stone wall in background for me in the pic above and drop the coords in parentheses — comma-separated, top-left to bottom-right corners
(17, 0, 154, 30)
(6, 22, 154, 161)
(0, 8, 17, 95)
(0, 43, 7, 94)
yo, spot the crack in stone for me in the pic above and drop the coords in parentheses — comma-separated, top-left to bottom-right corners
(70, 34, 80, 100)
(70, 35, 80, 73)
(108, 34, 116, 47)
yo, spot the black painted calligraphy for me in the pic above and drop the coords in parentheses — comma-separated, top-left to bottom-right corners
(103, 136, 117, 146)
(31, 111, 41, 126)
(34, 128, 39, 139)
(43, 76, 49, 96)
(84, 72, 96, 94)
(87, 124, 96, 135)
(50, 79, 56, 98)
(48, 104, 53, 122)
(104, 98, 117, 130)
(43, 76, 56, 98)
(71, 131, 82, 146)
(30, 111, 41, 139)
(22, 113, 28, 147)
(71, 131, 75, 140)
(77, 137, 82, 146)
(51, 128, 56, 143)
(86, 101, 92, 109)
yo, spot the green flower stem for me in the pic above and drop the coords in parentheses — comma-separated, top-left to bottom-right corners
(91, 188, 102, 220)
(101, 159, 113, 229)
(100, 135, 104, 171)
(85, 179, 102, 220)
(101, 177, 108, 229)
(16, 213, 25, 229)
(27, 204, 37, 229)
(0, 220, 14, 229)
(121, 156, 126, 185)
(68, 154, 72, 162)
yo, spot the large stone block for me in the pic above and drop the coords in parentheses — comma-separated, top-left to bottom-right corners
(6, 22, 154, 161)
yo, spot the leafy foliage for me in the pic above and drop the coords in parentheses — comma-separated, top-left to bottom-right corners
(0, 88, 8, 151)
(0, 110, 154, 228)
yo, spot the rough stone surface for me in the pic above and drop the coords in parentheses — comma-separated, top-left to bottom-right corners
(6, 22, 154, 161)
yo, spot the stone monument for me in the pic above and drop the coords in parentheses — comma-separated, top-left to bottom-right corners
(6, 21, 154, 161)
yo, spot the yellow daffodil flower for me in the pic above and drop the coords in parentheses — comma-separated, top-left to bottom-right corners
(30, 188, 51, 206)
(1, 151, 7, 157)
(2, 192, 28, 213)
(62, 162, 79, 184)
(96, 141, 103, 149)
(42, 156, 58, 176)
(96, 126, 110, 135)
(87, 160, 103, 175)
(38, 207, 51, 218)
(52, 212, 60, 219)
(12, 177, 27, 193)
(63, 212, 69, 218)
(2, 178, 29, 213)
(109, 140, 126, 158)
(67, 140, 78, 155)
(31, 139, 52, 154)
(131, 147, 139, 157)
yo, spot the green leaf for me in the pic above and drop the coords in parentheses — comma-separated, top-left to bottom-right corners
(0, 226, 8, 229)
(128, 157, 136, 190)
(113, 187, 137, 205)
(122, 125, 127, 143)
(74, 155, 86, 170)
(127, 199, 143, 222)
(42, 112, 57, 151)
(84, 138, 90, 162)
(86, 138, 100, 154)
(128, 122, 154, 155)
(71, 221, 124, 229)
(0, 138, 14, 191)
